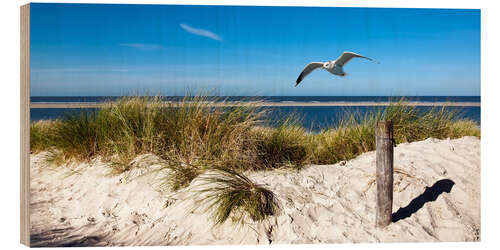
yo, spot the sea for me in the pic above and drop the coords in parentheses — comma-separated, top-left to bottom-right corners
(30, 96, 481, 131)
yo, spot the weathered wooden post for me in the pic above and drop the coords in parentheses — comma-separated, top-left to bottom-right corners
(375, 121, 394, 228)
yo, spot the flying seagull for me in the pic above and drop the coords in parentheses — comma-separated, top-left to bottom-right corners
(295, 51, 378, 86)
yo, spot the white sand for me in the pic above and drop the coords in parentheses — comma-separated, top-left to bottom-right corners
(29, 136, 480, 246)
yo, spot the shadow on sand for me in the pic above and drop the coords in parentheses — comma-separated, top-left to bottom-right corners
(30, 227, 105, 247)
(392, 179, 455, 223)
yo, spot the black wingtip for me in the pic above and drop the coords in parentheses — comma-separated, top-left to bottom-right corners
(295, 74, 303, 87)
(366, 57, 380, 64)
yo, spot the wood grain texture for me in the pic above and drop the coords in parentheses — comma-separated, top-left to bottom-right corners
(375, 121, 394, 228)
(20, 3, 30, 246)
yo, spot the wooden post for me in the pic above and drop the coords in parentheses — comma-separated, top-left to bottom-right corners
(375, 121, 394, 228)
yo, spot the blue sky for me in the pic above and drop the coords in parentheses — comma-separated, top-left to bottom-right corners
(30, 3, 480, 96)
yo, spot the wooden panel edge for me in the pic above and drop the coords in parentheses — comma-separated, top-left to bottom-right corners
(20, 3, 30, 247)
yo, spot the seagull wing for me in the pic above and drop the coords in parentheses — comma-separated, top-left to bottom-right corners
(335, 52, 377, 67)
(295, 62, 324, 86)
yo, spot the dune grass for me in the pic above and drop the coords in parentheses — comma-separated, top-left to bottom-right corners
(30, 96, 480, 175)
(30, 96, 480, 224)
(310, 101, 480, 164)
(30, 96, 480, 172)
(30, 120, 60, 154)
(195, 168, 279, 225)
(253, 120, 311, 169)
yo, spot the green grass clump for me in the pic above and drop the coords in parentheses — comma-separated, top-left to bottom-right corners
(385, 103, 450, 143)
(310, 100, 480, 165)
(149, 97, 262, 188)
(448, 120, 481, 138)
(253, 120, 311, 169)
(31, 96, 263, 181)
(30, 120, 60, 153)
(31, 111, 100, 162)
(93, 97, 169, 171)
(312, 117, 375, 164)
(196, 168, 279, 225)
(54, 110, 100, 161)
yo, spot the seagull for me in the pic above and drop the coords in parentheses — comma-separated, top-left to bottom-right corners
(295, 51, 378, 86)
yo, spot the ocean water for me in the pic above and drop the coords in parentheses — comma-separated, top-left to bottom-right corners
(31, 96, 480, 103)
(30, 96, 481, 130)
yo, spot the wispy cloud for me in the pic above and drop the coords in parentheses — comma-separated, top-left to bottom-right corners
(119, 43, 163, 50)
(180, 23, 222, 41)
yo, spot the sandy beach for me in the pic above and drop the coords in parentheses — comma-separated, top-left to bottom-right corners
(30, 101, 481, 109)
(29, 136, 480, 246)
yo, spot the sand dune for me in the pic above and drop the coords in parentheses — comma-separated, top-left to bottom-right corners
(29, 136, 480, 246)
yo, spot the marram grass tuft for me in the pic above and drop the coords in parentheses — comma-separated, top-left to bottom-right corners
(194, 168, 279, 225)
